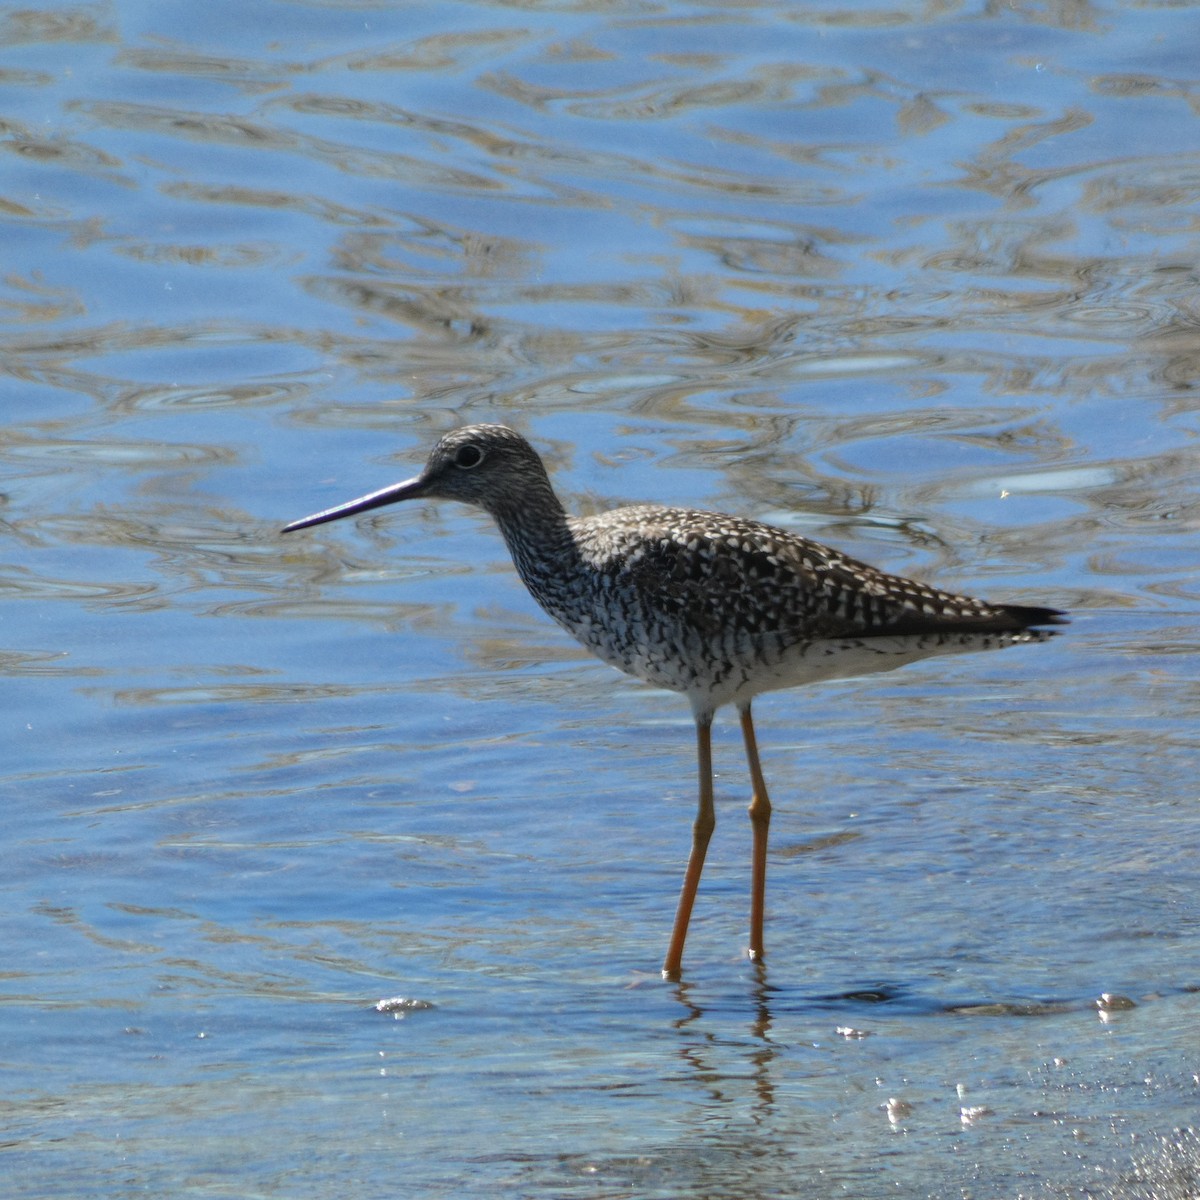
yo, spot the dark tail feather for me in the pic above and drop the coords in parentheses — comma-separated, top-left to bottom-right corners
(998, 604, 1068, 630)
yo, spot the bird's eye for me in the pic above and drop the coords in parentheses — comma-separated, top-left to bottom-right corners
(454, 444, 484, 469)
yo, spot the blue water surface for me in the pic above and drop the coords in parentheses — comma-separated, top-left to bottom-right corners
(3, 2, 1199, 1197)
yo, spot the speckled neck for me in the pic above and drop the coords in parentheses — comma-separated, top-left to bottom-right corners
(484, 477, 578, 593)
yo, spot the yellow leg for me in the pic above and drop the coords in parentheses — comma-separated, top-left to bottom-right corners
(662, 714, 715, 980)
(740, 703, 771, 962)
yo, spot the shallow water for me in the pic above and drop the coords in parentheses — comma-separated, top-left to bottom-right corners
(4, 2, 1200, 1197)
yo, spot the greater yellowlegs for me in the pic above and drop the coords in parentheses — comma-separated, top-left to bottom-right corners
(284, 424, 1064, 978)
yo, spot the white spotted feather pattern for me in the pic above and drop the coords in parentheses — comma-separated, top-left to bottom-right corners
(392, 426, 1063, 718)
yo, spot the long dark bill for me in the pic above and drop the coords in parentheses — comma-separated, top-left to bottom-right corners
(282, 475, 426, 533)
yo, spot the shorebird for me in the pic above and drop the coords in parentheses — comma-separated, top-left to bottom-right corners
(284, 424, 1064, 978)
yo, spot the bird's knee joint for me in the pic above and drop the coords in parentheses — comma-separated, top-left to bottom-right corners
(748, 793, 771, 822)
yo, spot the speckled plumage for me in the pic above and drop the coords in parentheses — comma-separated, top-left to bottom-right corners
(284, 423, 1065, 977)
(519, 500, 1055, 716)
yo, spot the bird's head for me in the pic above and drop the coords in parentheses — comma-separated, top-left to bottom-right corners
(282, 423, 556, 533)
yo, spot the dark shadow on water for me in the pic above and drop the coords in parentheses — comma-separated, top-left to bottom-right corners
(667, 960, 1195, 1024)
